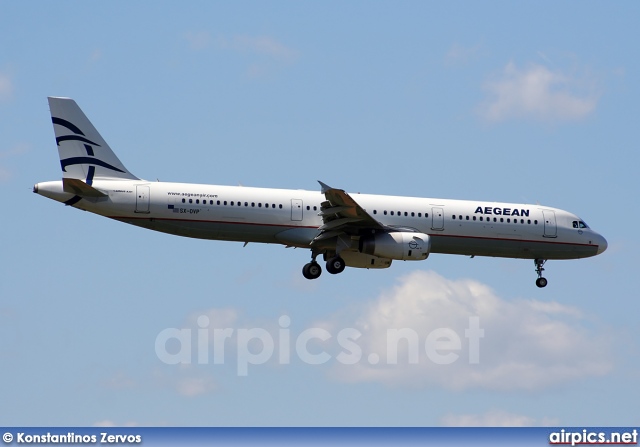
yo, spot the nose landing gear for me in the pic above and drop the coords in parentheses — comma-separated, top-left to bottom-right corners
(534, 259, 548, 288)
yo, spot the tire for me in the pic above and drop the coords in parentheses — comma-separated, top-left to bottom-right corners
(303, 262, 321, 280)
(326, 256, 346, 275)
(536, 277, 548, 288)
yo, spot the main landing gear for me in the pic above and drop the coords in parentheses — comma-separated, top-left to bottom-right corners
(534, 259, 548, 288)
(302, 252, 346, 280)
(302, 261, 322, 280)
(325, 255, 346, 275)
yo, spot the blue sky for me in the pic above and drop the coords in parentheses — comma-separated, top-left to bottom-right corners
(1, 1, 638, 427)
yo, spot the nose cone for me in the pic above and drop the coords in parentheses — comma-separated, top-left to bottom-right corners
(596, 234, 608, 255)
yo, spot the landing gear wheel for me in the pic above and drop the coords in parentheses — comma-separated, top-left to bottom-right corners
(534, 259, 548, 288)
(535, 277, 548, 288)
(325, 256, 346, 275)
(302, 262, 322, 280)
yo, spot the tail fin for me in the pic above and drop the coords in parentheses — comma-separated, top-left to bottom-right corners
(48, 97, 139, 183)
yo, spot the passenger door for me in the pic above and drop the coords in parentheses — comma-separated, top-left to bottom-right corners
(431, 207, 444, 231)
(135, 185, 150, 214)
(291, 199, 303, 221)
(542, 210, 557, 238)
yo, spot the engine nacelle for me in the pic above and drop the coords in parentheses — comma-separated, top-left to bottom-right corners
(360, 232, 431, 261)
(340, 251, 392, 269)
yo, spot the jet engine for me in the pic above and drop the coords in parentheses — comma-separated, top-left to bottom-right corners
(360, 232, 431, 261)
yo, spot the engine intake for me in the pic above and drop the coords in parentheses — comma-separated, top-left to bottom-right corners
(360, 232, 431, 261)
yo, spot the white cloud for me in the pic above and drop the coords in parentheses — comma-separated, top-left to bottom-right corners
(184, 32, 298, 62)
(440, 410, 559, 427)
(89, 49, 102, 62)
(233, 35, 297, 61)
(184, 31, 212, 51)
(184, 33, 297, 78)
(0, 72, 13, 102)
(101, 371, 135, 390)
(478, 62, 598, 122)
(323, 270, 612, 390)
(176, 375, 216, 397)
(186, 307, 238, 333)
(445, 43, 482, 66)
(153, 365, 218, 398)
(215, 35, 298, 62)
(0, 167, 11, 183)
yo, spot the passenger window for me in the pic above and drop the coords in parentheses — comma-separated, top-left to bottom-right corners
(411, 212, 415, 217)
(466, 216, 469, 220)
(373, 210, 377, 215)
(493, 218, 497, 222)
(252, 202, 255, 207)
(473, 216, 476, 221)
(418, 213, 422, 217)
(384, 211, 387, 215)
(258, 203, 262, 207)
(313, 206, 317, 211)
(189, 199, 193, 204)
(452, 215, 456, 220)
(279, 204, 282, 209)
(500, 218, 504, 222)
(390, 211, 394, 216)
(404, 212, 408, 216)
(182, 198, 185, 203)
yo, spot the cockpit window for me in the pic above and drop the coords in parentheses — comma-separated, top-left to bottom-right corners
(573, 220, 589, 229)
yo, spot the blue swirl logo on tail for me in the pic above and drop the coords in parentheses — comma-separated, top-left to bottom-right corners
(52, 116, 123, 206)
(52, 116, 125, 186)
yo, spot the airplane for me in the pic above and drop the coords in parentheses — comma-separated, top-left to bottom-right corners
(34, 97, 608, 287)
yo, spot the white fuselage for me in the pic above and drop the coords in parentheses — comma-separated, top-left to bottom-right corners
(35, 179, 607, 261)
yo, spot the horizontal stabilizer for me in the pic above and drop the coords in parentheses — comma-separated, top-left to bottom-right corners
(62, 178, 107, 198)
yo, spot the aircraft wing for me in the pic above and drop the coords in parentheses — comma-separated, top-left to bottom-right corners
(312, 181, 386, 244)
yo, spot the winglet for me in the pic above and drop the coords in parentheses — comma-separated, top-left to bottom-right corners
(318, 180, 332, 194)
